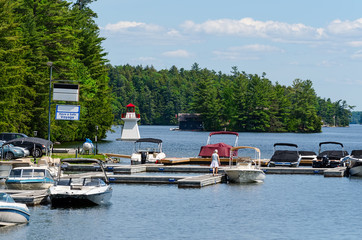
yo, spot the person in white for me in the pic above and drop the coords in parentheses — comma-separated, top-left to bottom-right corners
(210, 149, 221, 176)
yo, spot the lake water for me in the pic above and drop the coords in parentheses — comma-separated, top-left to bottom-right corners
(2, 125, 362, 239)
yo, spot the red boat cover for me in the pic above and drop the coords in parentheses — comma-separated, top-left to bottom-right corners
(198, 143, 233, 158)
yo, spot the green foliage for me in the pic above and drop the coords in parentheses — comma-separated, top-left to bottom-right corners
(317, 98, 353, 127)
(108, 63, 352, 133)
(0, 0, 113, 142)
(350, 112, 362, 124)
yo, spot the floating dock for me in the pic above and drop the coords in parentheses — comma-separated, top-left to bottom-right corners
(2, 164, 347, 205)
(1, 189, 48, 206)
(161, 157, 314, 166)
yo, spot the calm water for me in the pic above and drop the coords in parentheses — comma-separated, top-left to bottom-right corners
(2, 125, 362, 240)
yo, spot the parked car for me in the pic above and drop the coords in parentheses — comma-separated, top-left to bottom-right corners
(5, 137, 52, 158)
(0, 133, 28, 142)
(0, 141, 30, 160)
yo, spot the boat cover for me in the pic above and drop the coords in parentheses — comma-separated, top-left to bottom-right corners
(135, 138, 162, 144)
(5, 137, 52, 147)
(198, 142, 233, 158)
(351, 150, 362, 158)
(270, 150, 300, 163)
(317, 150, 349, 160)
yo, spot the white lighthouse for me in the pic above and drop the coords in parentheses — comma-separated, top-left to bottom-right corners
(121, 103, 141, 141)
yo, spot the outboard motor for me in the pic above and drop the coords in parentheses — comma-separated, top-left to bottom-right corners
(141, 152, 147, 164)
(322, 155, 330, 168)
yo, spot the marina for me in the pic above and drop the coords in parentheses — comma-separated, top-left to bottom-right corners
(2, 125, 362, 239)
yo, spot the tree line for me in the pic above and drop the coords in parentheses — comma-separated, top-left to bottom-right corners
(0, 0, 113, 142)
(109, 63, 353, 133)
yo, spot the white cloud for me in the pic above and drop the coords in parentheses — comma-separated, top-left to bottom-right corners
(162, 49, 191, 58)
(104, 21, 163, 32)
(181, 18, 325, 40)
(327, 19, 362, 36)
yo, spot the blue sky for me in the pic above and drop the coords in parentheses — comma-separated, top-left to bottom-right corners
(90, 0, 362, 110)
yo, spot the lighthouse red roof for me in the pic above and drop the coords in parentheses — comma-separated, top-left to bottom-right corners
(126, 103, 136, 108)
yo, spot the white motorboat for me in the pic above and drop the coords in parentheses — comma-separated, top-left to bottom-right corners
(5, 166, 55, 190)
(224, 146, 265, 183)
(48, 158, 112, 207)
(344, 150, 362, 176)
(0, 192, 30, 226)
(130, 138, 166, 164)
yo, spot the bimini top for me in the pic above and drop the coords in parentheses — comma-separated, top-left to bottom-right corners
(135, 138, 162, 144)
(5, 137, 53, 147)
(273, 143, 298, 148)
(209, 131, 239, 137)
(319, 141, 344, 147)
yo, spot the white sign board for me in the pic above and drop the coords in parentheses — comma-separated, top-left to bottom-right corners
(53, 83, 79, 102)
(55, 105, 80, 120)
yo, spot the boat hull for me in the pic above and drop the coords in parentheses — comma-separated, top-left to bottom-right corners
(6, 181, 54, 190)
(225, 169, 265, 183)
(0, 203, 30, 224)
(49, 186, 113, 207)
(349, 165, 362, 176)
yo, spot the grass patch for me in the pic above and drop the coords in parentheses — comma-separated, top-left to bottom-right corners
(50, 153, 108, 161)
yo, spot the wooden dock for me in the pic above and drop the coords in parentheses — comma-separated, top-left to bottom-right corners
(178, 174, 223, 188)
(2, 189, 48, 206)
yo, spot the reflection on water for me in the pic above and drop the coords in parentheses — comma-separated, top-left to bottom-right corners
(3, 125, 362, 239)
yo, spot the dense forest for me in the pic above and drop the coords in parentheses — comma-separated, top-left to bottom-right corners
(350, 112, 362, 124)
(108, 64, 353, 133)
(0, 0, 113, 142)
(0, 0, 354, 142)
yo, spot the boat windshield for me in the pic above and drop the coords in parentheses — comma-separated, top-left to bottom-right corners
(83, 178, 105, 186)
(33, 169, 45, 177)
(9, 169, 22, 177)
(0, 193, 15, 203)
(56, 178, 105, 186)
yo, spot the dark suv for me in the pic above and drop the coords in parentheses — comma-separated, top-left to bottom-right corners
(0, 133, 28, 142)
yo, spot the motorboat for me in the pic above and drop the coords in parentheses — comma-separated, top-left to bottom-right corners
(5, 166, 55, 190)
(130, 138, 166, 164)
(267, 143, 301, 167)
(343, 150, 362, 176)
(198, 131, 239, 159)
(312, 142, 348, 168)
(224, 146, 265, 183)
(0, 192, 30, 226)
(48, 158, 112, 207)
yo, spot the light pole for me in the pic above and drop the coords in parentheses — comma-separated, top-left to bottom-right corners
(95, 125, 98, 154)
(47, 62, 53, 141)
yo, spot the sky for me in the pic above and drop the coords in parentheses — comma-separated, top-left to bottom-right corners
(89, 0, 362, 110)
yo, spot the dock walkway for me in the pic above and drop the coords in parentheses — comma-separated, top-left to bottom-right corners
(3, 164, 347, 205)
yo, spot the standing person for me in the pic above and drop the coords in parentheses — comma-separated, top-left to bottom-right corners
(210, 149, 221, 176)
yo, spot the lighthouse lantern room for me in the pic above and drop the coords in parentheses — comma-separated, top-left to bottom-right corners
(120, 103, 141, 141)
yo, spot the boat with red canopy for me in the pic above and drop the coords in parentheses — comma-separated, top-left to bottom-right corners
(198, 131, 239, 158)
